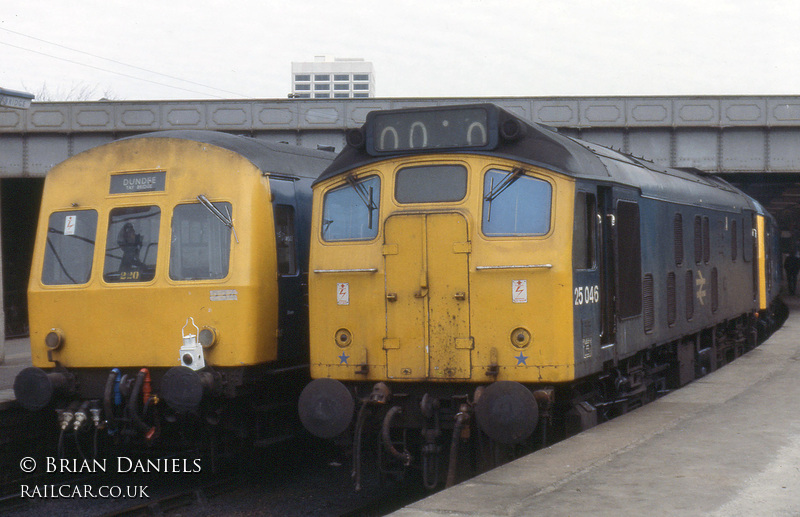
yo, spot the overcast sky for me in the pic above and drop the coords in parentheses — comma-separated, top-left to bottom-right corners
(2, 0, 800, 101)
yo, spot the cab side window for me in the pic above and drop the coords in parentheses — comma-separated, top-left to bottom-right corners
(573, 192, 597, 270)
(275, 205, 297, 276)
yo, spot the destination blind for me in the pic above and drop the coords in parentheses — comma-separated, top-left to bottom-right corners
(109, 171, 166, 194)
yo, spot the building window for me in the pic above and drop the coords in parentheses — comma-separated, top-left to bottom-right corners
(334, 93, 350, 98)
(334, 74, 350, 81)
(314, 93, 330, 99)
(314, 83, 330, 90)
(353, 84, 369, 90)
(314, 74, 330, 81)
(334, 84, 350, 90)
(353, 93, 369, 98)
(353, 74, 369, 81)
(294, 74, 310, 82)
(295, 84, 310, 91)
(294, 93, 310, 99)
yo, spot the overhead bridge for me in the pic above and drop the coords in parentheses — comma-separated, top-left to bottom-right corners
(0, 96, 799, 345)
(3, 96, 800, 218)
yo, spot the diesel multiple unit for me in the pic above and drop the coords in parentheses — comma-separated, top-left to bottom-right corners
(14, 131, 332, 454)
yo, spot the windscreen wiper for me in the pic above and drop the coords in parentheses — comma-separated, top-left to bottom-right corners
(345, 174, 377, 230)
(484, 167, 525, 221)
(197, 195, 239, 243)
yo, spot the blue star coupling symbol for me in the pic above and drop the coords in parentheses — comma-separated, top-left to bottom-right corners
(515, 352, 528, 366)
(338, 352, 350, 365)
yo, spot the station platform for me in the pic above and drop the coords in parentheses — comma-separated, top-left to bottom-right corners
(394, 297, 800, 517)
(0, 338, 31, 408)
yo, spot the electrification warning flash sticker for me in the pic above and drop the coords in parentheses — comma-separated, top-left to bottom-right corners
(512, 280, 527, 303)
(337, 283, 350, 305)
(64, 215, 76, 236)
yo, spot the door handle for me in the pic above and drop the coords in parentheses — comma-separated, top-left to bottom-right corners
(415, 268, 428, 298)
(454, 292, 466, 300)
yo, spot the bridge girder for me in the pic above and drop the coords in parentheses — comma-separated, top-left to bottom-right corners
(1, 96, 800, 227)
(3, 96, 800, 176)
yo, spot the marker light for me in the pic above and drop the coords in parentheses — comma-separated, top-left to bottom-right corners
(510, 327, 531, 348)
(45, 329, 64, 350)
(335, 328, 352, 347)
(199, 327, 218, 349)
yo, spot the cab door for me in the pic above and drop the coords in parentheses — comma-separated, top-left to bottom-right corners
(755, 214, 767, 310)
(268, 177, 303, 363)
(384, 213, 472, 380)
(598, 186, 642, 350)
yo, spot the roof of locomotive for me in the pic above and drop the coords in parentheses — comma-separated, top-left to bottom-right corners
(121, 130, 334, 180)
(316, 104, 761, 214)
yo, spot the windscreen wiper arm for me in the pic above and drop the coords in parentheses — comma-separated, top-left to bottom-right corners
(345, 174, 377, 229)
(484, 167, 525, 221)
(197, 195, 239, 243)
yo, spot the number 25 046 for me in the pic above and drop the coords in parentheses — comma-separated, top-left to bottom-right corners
(574, 285, 599, 306)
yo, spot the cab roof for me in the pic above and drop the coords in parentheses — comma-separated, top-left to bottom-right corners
(315, 103, 762, 214)
(124, 130, 334, 180)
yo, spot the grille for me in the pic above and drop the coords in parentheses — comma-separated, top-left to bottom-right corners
(643, 274, 654, 333)
(711, 267, 719, 313)
(674, 214, 683, 266)
(685, 270, 694, 320)
(667, 272, 676, 327)
(694, 216, 702, 264)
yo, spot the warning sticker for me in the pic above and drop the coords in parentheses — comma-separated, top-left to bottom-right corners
(337, 283, 350, 305)
(64, 215, 76, 236)
(512, 280, 527, 303)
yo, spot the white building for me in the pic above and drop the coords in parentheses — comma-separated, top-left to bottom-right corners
(291, 56, 375, 99)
